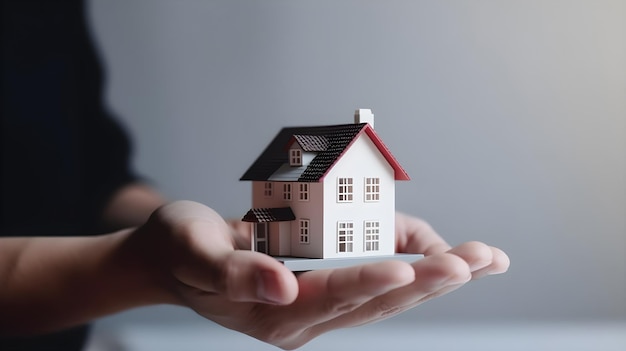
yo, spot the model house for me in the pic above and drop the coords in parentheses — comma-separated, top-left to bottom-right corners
(241, 109, 409, 259)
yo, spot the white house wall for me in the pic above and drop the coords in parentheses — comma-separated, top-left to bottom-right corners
(322, 134, 396, 258)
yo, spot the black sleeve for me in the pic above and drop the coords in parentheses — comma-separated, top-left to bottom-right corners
(2, 0, 140, 236)
(82, 110, 140, 230)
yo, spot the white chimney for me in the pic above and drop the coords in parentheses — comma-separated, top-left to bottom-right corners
(354, 108, 374, 128)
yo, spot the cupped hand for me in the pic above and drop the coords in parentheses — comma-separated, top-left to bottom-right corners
(138, 201, 509, 350)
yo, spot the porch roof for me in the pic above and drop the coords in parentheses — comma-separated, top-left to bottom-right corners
(242, 207, 296, 223)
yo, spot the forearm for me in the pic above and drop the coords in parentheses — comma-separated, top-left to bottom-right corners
(0, 229, 176, 336)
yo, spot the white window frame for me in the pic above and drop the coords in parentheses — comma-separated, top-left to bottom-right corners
(298, 183, 309, 201)
(364, 221, 380, 252)
(290, 149, 302, 166)
(364, 177, 380, 202)
(337, 221, 354, 253)
(264, 182, 273, 197)
(337, 177, 353, 203)
(283, 183, 292, 201)
(299, 219, 310, 244)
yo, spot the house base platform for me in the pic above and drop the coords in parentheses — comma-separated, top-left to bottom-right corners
(274, 253, 424, 271)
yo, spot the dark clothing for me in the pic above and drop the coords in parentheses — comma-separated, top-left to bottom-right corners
(2, 0, 136, 349)
(0, 326, 91, 351)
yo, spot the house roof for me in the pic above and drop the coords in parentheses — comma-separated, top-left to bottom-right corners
(289, 135, 330, 152)
(242, 207, 296, 223)
(240, 123, 410, 182)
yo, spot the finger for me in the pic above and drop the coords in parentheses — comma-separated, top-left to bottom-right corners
(446, 241, 494, 272)
(243, 260, 415, 349)
(223, 250, 300, 304)
(261, 260, 414, 331)
(395, 213, 451, 255)
(446, 242, 511, 280)
(158, 203, 298, 305)
(153, 200, 230, 229)
(174, 224, 298, 304)
(468, 246, 510, 279)
(309, 253, 471, 336)
(227, 219, 253, 250)
(173, 251, 298, 323)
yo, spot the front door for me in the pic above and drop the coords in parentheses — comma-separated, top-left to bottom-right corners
(254, 223, 269, 254)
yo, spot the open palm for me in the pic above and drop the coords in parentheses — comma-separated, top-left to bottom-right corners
(145, 201, 509, 350)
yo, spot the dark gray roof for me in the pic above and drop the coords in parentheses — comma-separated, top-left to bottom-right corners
(240, 123, 367, 182)
(242, 207, 296, 223)
(292, 135, 329, 152)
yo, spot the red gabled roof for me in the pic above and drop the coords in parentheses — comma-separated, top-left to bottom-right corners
(318, 124, 410, 181)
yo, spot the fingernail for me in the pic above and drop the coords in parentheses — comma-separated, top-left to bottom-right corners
(256, 270, 284, 304)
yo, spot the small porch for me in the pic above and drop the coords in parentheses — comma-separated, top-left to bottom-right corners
(241, 207, 295, 256)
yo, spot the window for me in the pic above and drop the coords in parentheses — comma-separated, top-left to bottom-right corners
(298, 183, 309, 201)
(299, 219, 310, 244)
(283, 183, 292, 201)
(337, 221, 354, 253)
(364, 221, 380, 251)
(337, 177, 353, 202)
(364, 177, 380, 202)
(264, 182, 273, 197)
(290, 149, 302, 166)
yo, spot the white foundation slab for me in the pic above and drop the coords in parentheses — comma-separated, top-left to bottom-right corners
(274, 253, 424, 271)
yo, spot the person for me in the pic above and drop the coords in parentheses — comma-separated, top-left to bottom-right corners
(1, 1, 510, 350)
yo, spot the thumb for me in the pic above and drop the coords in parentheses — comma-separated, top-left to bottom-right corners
(176, 243, 298, 304)
(217, 250, 299, 304)
(162, 210, 298, 305)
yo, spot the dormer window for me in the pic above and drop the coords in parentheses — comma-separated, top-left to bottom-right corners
(287, 135, 328, 169)
(290, 149, 302, 166)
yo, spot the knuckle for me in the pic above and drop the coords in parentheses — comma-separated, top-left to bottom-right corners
(374, 300, 402, 318)
(323, 296, 360, 315)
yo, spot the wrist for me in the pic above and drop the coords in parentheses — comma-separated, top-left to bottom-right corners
(0, 229, 182, 336)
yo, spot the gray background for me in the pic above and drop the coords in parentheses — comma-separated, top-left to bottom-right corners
(86, 0, 625, 342)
